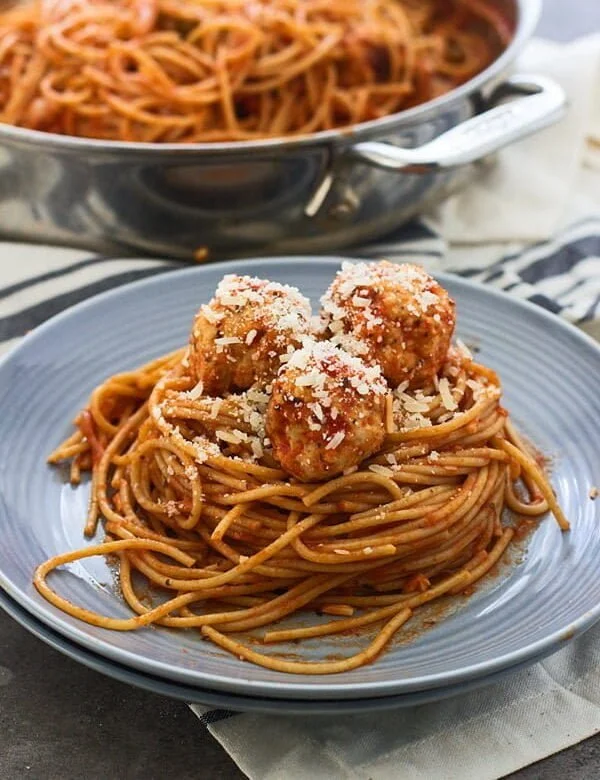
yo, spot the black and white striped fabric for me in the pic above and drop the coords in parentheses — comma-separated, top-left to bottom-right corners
(1, 216, 599, 359)
(355, 215, 600, 323)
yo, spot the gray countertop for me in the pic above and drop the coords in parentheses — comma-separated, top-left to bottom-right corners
(2, 2, 600, 779)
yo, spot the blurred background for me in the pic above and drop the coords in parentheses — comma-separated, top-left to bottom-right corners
(539, 0, 600, 40)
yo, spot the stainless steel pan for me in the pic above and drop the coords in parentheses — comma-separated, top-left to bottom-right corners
(0, 0, 565, 259)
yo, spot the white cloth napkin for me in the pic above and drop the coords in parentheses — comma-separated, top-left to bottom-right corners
(428, 33, 600, 246)
(192, 624, 600, 780)
(189, 34, 600, 780)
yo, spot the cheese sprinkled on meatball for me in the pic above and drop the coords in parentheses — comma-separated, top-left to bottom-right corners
(321, 260, 455, 388)
(266, 339, 387, 482)
(189, 275, 313, 396)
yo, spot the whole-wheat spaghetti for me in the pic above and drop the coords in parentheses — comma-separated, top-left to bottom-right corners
(0, 0, 512, 142)
(35, 264, 568, 675)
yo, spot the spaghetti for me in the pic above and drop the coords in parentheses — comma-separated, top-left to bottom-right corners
(0, 0, 512, 142)
(36, 264, 569, 675)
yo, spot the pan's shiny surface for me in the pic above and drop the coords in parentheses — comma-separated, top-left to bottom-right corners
(0, 0, 563, 259)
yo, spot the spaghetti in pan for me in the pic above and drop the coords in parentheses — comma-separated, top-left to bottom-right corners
(0, 0, 512, 142)
(37, 261, 568, 674)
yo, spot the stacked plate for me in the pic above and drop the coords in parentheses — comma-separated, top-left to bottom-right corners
(1, 257, 599, 715)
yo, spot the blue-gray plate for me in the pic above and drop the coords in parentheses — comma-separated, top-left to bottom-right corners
(0, 257, 599, 702)
(0, 586, 542, 714)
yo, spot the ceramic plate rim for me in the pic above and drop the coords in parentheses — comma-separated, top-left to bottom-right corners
(0, 586, 562, 715)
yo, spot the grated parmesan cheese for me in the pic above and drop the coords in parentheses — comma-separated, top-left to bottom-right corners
(329, 332, 369, 357)
(214, 336, 242, 346)
(285, 337, 387, 398)
(322, 261, 441, 324)
(438, 377, 458, 411)
(456, 338, 473, 360)
(399, 392, 430, 414)
(309, 402, 324, 422)
(216, 429, 249, 445)
(188, 379, 204, 400)
(251, 439, 264, 459)
(369, 464, 394, 477)
(400, 411, 432, 432)
(325, 431, 346, 450)
(192, 437, 221, 464)
(211, 275, 313, 335)
(201, 305, 223, 325)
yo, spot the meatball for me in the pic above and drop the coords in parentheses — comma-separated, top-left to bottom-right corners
(265, 339, 387, 482)
(189, 275, 313, 396)
(320, 260, 455, 389)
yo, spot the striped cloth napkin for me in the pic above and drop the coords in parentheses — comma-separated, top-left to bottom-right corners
(3, 213, 599, 359)
(0, 32, 599, 780)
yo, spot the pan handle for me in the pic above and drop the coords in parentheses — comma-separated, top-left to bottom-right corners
(349, 74, 566, 174)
